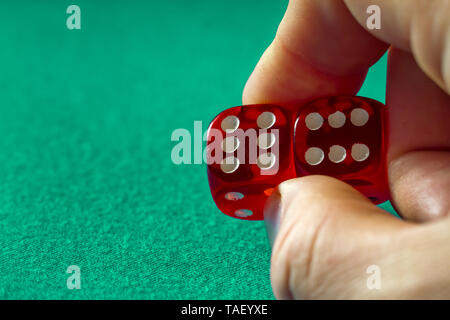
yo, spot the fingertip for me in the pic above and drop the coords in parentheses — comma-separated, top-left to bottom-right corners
(263, 175, 372, 250)
(242, 38, 368, 106)
(386, 48, 450, 222)
(242, 0, 388, 106)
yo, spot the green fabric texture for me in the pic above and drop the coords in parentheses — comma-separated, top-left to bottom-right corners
(0, 0, 396, 299)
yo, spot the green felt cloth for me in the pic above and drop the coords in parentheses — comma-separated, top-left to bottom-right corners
(0, 0, 396, 299)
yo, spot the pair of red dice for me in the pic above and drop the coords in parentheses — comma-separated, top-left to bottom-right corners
(206, 96, 389, 220)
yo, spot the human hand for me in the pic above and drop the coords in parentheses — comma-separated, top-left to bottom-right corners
(243, 0, 450, 299)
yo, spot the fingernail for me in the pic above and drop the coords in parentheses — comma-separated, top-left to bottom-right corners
(264, 188, 282, 247)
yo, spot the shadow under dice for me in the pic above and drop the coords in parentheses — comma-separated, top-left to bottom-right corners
(293, 96, 389, 203)
(206, 105, 296, 220)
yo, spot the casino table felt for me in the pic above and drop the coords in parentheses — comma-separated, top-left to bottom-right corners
(0, 0, 396, 299)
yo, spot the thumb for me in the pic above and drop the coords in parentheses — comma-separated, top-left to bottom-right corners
(264, 176, 450, 299)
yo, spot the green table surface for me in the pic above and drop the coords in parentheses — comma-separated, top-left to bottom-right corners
(0, 0, 396, 299)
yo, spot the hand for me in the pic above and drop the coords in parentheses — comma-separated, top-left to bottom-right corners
(243, 0, 450, 299)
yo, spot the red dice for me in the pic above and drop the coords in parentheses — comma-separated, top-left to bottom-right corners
(206, 96, 389, 221)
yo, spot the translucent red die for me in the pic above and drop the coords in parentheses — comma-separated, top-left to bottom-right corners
(206, 96, 389, 220)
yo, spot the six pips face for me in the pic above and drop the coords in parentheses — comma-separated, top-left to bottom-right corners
(207, 96, 388, 220)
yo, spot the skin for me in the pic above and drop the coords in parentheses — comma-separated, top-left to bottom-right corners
(243, 0, 450, 299)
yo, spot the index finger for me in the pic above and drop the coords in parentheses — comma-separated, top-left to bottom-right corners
(242, 0, 388, 106)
